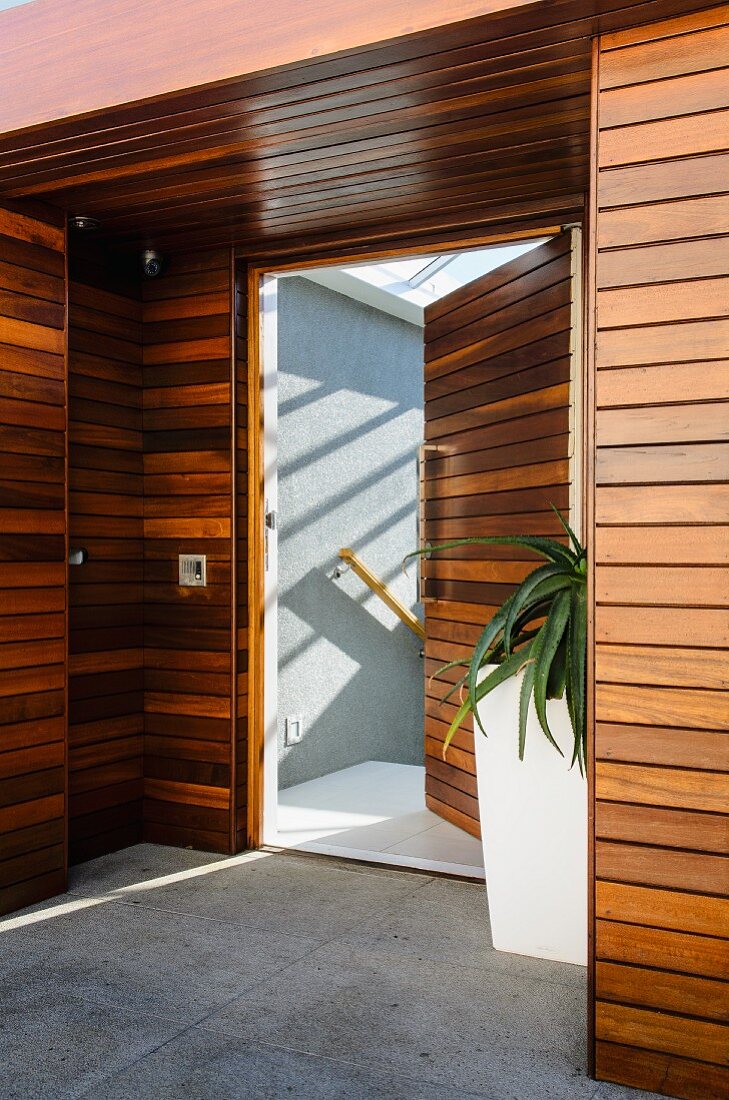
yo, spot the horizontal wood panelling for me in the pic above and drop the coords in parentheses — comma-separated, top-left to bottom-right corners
(596, 1001, 728, 1066)
(0, 199, 67, 915)
(422, 233, 575, 836)
(67, 241, 143, 864)
(596, 724, 729, 773)
(595, 840, 728, 895)
(595, 644, 727, 689)
(591, 11, 729, 1094)
(596, 919, 729, 981)
(595, 1041, 729, 1100)
(596, 760, 728, 813)
(143, 248, 234, 853)
(596, 801, 729, 854)
(596, 960, 728, 1023)
(0, 18, 726, 1096)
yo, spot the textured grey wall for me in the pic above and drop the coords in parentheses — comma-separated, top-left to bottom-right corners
(277, 277, 424, 789)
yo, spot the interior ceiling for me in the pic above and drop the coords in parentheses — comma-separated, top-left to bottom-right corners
(0, 0, 711, 255)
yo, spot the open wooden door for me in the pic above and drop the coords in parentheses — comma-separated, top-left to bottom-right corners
(421, 232, 578, 837)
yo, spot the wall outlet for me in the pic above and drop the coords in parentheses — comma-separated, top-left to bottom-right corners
(179, 554, 206, 586)
(285, 716, 304, 746)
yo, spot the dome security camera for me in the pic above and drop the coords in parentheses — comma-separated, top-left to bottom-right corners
(141, 249, 166, 278)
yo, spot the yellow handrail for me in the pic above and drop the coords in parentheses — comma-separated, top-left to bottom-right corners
(338, 548, 425, 641)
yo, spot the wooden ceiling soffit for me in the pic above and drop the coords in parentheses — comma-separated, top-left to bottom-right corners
(0, 0, 536, 137)
(0, 0, 715, 252)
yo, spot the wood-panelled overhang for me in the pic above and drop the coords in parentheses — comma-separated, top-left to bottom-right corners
(0, 0, 543, 136)
(0, 1, 716, 258)
(0, 0, 715, 140)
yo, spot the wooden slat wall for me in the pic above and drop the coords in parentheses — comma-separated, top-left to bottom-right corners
(67, 242, 144, 863)
(422, 234, 574, 838)
(0, 200, 67, 914)
(590, 8, 729, 1098)
(142, 247, 235, 853)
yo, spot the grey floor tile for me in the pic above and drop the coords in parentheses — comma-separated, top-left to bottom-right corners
(202, 940, 598, 1098)
(81, 1026, 480, 1100)
(88, 848, 428, 938)
(340, 876, 586, 988)
(67, 842, 227, 897)
(0, 849, 641, 1100)
(0, 987, 183, 1100)
(593, 1083, 664, 1100)
(1, 895, 320, 1023)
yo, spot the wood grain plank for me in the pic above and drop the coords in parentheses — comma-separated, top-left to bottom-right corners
(595, 1001, 728, 1065)
(596, 800, 728, 854)
(596, 960, 729, 1023)
(596, 644, 727, 689)
(596, 919, 729, 980)
(596, 839, 728, 894)
(595, 565, 728, 607)
(596, 761, 729, 813)
(595, 1040, 729, 1100)
(596, 881, 728, 938)
(596, 683, 729, 731)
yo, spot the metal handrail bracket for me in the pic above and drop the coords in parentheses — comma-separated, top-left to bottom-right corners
(337, 548, 426, 641)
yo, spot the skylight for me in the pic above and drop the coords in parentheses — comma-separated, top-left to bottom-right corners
(342, 240, 548, 309)
(293, 238, 550, 327)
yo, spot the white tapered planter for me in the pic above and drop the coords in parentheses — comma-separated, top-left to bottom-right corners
(474, 667, 587, 966)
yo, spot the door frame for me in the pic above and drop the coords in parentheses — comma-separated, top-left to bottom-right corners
(244, 218, 587, 850)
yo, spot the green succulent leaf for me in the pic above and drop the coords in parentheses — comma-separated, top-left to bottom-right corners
(467, 591, 517, 738)
(418, 508, 588, 768)
(518, 639, 541, 760)
(551, 503, 582, 558)
(547, 633, 568, 699)
(404, 534, 575, 570)
(441, 694, 472, 759)
(569, 583, 587, 771)
(502, 563, 563, 657)
(532, 588, 570, 754)
(489, 625, 540, 665)
(440, 672, 469, 706)
(432, 657, 470, 682)
(441, 643, 534, 758)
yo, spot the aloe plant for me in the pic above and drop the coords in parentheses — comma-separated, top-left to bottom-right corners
(407, 508, 587, 773)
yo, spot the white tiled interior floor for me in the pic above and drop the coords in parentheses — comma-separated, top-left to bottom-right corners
(274, 760, 485, 879)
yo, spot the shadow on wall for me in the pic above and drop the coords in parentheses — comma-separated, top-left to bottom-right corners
(277, 276, 424, 790)
(279, 570, 423, 789)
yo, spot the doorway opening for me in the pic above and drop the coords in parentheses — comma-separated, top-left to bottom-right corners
(254, 228, 582, 883)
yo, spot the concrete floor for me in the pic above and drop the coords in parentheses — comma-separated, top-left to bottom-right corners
(0, 844, 660, 1100)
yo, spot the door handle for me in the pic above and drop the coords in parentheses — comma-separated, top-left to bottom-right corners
(264, 503, 277, 571)
(417, 443, 438, 601)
